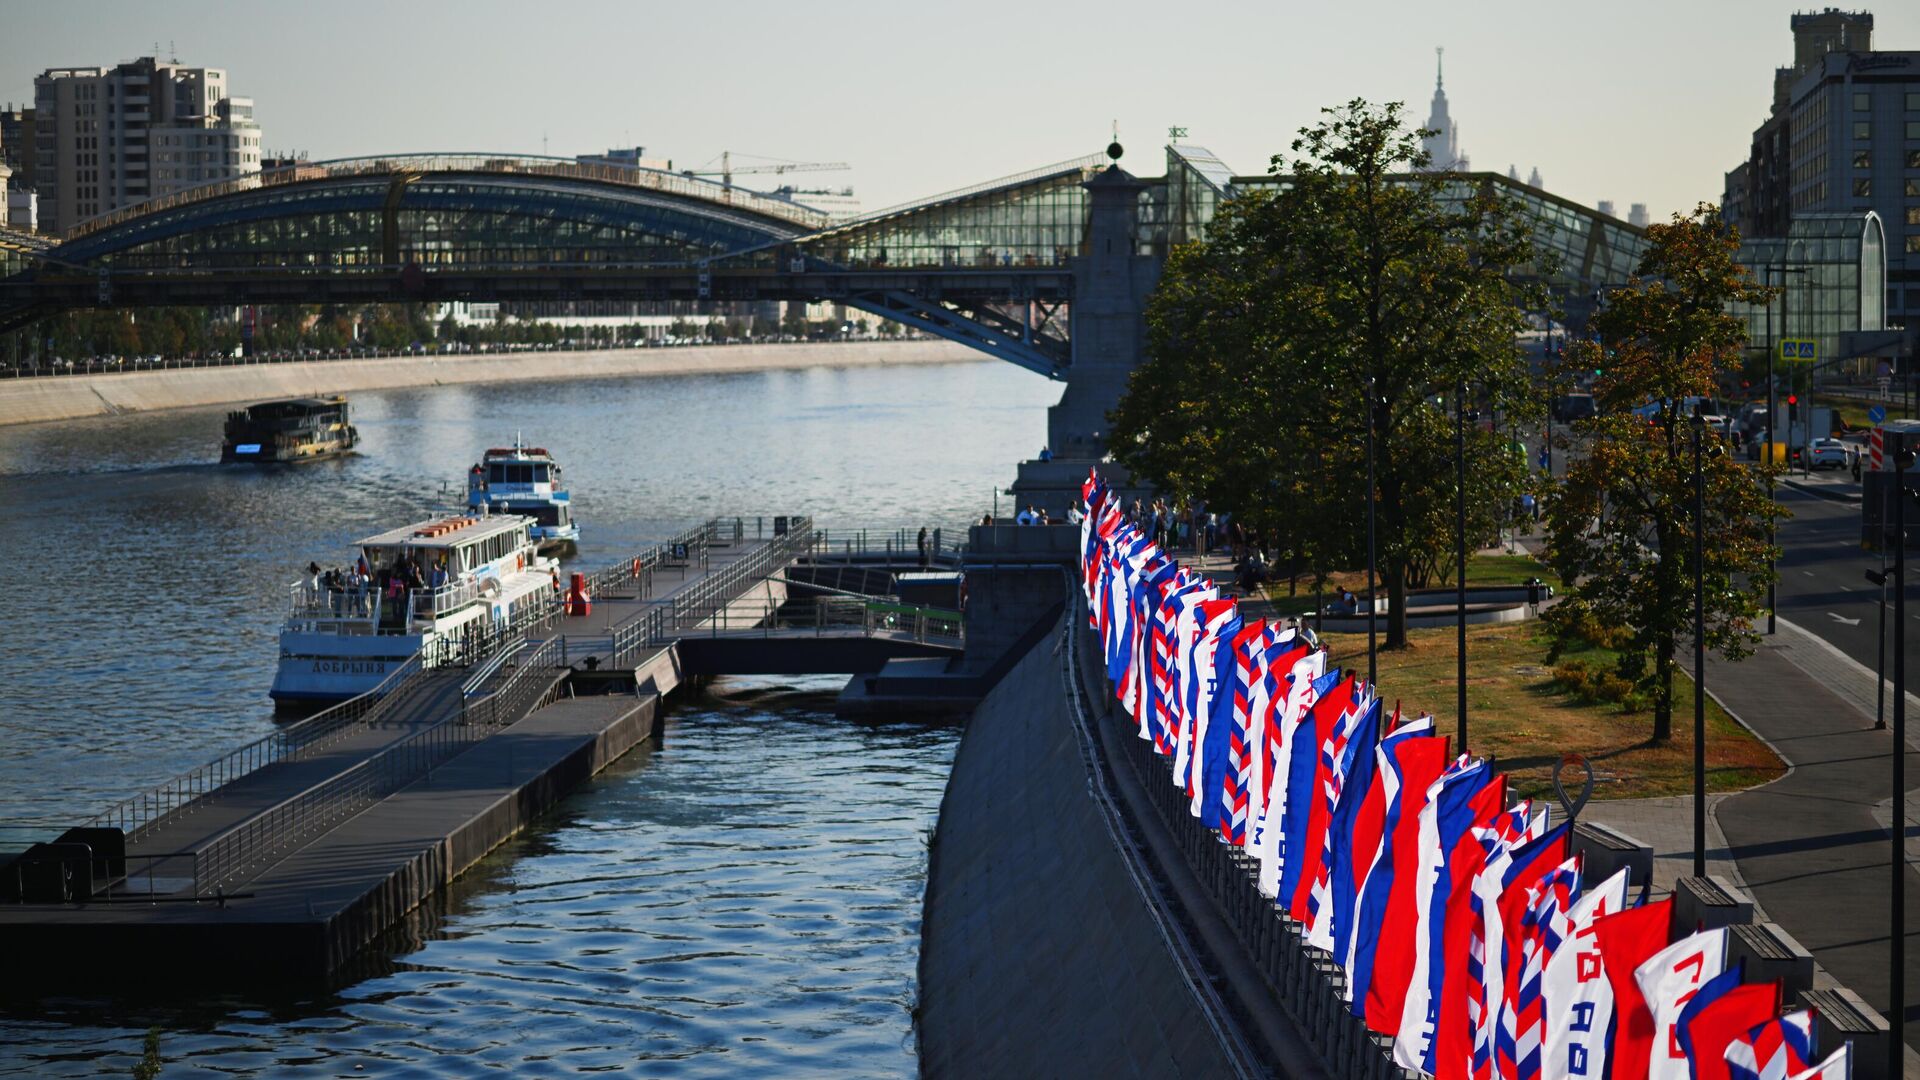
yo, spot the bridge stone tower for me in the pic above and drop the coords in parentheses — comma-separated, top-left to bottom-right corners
(1009, 157, 1159, 518)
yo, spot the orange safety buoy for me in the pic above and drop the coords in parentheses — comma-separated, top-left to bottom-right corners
(631, 557, 641, 578)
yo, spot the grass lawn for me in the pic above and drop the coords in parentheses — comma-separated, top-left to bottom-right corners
(1258, 551, 1552, 609)
(1315, 621, 1785, 802)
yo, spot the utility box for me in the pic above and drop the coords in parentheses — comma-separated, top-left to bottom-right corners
(1861, 421, 1920, 550)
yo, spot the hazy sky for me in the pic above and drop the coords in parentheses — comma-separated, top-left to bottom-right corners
(3, 0, 1915, 221)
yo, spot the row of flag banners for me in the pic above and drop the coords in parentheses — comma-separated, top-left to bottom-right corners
(1076, 472, 1853, 1080)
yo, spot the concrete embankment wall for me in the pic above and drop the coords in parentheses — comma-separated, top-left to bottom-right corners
(0, 339, 979, 427)
(916, 618, 1234, 1078)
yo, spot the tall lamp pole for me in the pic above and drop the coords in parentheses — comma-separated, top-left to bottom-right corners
(1457, 376, 1470, 753)
(1893, 446, 1910, 1078)
(1691, 408, 1716, 877)
(1366, 375, 1379, 689)
(1762, 264, 1806, 635)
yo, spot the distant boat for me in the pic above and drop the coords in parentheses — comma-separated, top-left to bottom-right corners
(467, 437, 580, 554)
(221, 397, 358, 463)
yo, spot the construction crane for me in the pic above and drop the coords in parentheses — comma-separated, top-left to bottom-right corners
(683, 151, 849, 191)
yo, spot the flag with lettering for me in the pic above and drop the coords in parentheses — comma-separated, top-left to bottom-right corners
(1590, 896, 1674, 1080)
(1542, 867, 1631, 1080)
(1725, 1009, 1817, 1080)
(1635, 926, 1729, 1080)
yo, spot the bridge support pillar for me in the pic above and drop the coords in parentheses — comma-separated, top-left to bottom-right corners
(1009, 162, 1159, 520)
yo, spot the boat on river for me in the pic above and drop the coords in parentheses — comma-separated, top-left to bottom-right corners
(270, 512, 557, 702)
(467, 439, 579, 554)
(221, 397, 358, 463)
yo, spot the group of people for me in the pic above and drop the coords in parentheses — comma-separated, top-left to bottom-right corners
(304, 552, 452, 615)
(1078, 469, 1851, 1080)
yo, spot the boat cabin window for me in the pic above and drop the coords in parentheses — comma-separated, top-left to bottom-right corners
(487, 464, 549, 485)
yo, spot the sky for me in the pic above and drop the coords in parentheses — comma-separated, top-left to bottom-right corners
(3, 0, 1916, 221)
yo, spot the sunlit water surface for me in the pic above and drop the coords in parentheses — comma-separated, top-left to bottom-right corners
(0, 355, 1052, 1077)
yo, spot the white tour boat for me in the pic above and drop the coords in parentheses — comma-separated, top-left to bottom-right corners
(270, 513, 557, 703)
(466, 439, 579, 554)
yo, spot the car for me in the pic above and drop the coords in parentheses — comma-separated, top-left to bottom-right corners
(1552, 393, 1597, 423)
(1804, 437, 1855, 470)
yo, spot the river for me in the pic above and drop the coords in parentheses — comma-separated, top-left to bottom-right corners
(0, 355, 1055, 1077)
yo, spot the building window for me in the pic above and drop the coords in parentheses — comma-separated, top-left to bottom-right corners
(1856, 92, 1872, 112)
(1856, 121, 1872, 140)
(1910, 150, 1920, 168)
(1856, 150, 1873, 169)
(1853, 178, 1871, 198)
(1910, 92, 1920, 111)
(1909, 235, 1920, 254)
(1909, 179, 1920, 196)
(1910, 120, 1920, 140)
(1908, 207, 1920, 227)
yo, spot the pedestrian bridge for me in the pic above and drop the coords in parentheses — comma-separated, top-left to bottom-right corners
(0, 146, 1661, 376)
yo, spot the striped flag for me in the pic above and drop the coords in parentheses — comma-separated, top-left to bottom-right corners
(1393, 761, 1502, 1074)
(1350, 727, 1451, 1030)
(1783, 1044, 1849, 1080)
(1282, 674, 1362, 921)
(1503, 855, 1582, 1080)
(1306, 694, 1382, 951)
(1725, 1009, 1818, 1080)
(1677, 967, 1778, 1080)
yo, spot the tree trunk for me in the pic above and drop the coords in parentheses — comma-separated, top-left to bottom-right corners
(1386, 554, 1409, 649)
(1652, 629, 1674, 744)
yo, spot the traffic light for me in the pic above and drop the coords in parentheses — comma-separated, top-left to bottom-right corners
(1787, 394, 1798, 421)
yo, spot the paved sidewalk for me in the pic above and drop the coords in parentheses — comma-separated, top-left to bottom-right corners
(1705, 633, 1920, 1053)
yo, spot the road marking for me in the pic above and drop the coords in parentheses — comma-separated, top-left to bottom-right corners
(1839, 584, 1854, 592)
(1828, 612, 1863, 626)
(1803, 571, 1816, 577)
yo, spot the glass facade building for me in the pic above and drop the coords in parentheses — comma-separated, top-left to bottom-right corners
(1733, 211, 1887, 369)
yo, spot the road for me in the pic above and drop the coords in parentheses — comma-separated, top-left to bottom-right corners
(1773, 483, 1919, 697)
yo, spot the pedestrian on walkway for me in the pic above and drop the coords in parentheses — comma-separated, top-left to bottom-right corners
(917, 526, 930, 569)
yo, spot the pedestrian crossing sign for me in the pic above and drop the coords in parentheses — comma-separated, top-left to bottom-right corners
(1779, 339, 1817, 361)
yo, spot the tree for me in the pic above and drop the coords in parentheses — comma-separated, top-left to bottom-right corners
(1111, 99, 1542, 647)
(1544, 205, 1779, 743)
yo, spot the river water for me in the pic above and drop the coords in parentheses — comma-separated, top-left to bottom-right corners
(0, 355, 1055, 1077)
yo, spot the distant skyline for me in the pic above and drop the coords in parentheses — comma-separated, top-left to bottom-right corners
(4, 0, 1916, 222)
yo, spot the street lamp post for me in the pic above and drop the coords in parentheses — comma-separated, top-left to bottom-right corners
(1366, 376, 1379, 689)
(1762, 264, 1807, 635)
(1893, 447, 1910, 1079)
(1457, 376, 1470, 753)
(1691, 409, 1716, 878)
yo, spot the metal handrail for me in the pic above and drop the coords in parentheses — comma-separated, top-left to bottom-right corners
(605, 518, 816, 665)
(193, 637, 568, 895)
(84, 650, 428, 837)
(583, 519, 718, 598)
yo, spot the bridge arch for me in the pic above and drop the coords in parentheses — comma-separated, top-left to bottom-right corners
(47, 155, 822, 273)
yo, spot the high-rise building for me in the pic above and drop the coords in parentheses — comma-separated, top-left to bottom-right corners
(1419, 48, 1469, 171)
(1597, 199, 1618, 218)
(1723, 9, 1920, 328)
(1628, 203, 1650, 229)
(31, 56, 262, 236)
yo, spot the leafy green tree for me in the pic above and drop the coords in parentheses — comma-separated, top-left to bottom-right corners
(1112, 99, 1542, 647)
(1544, 206, 1779, 743)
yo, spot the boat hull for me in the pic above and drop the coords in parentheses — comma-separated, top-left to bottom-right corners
(270, 635, 419, 702)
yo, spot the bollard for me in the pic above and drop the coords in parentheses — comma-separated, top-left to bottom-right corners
(1674, 875, 1754, 932)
